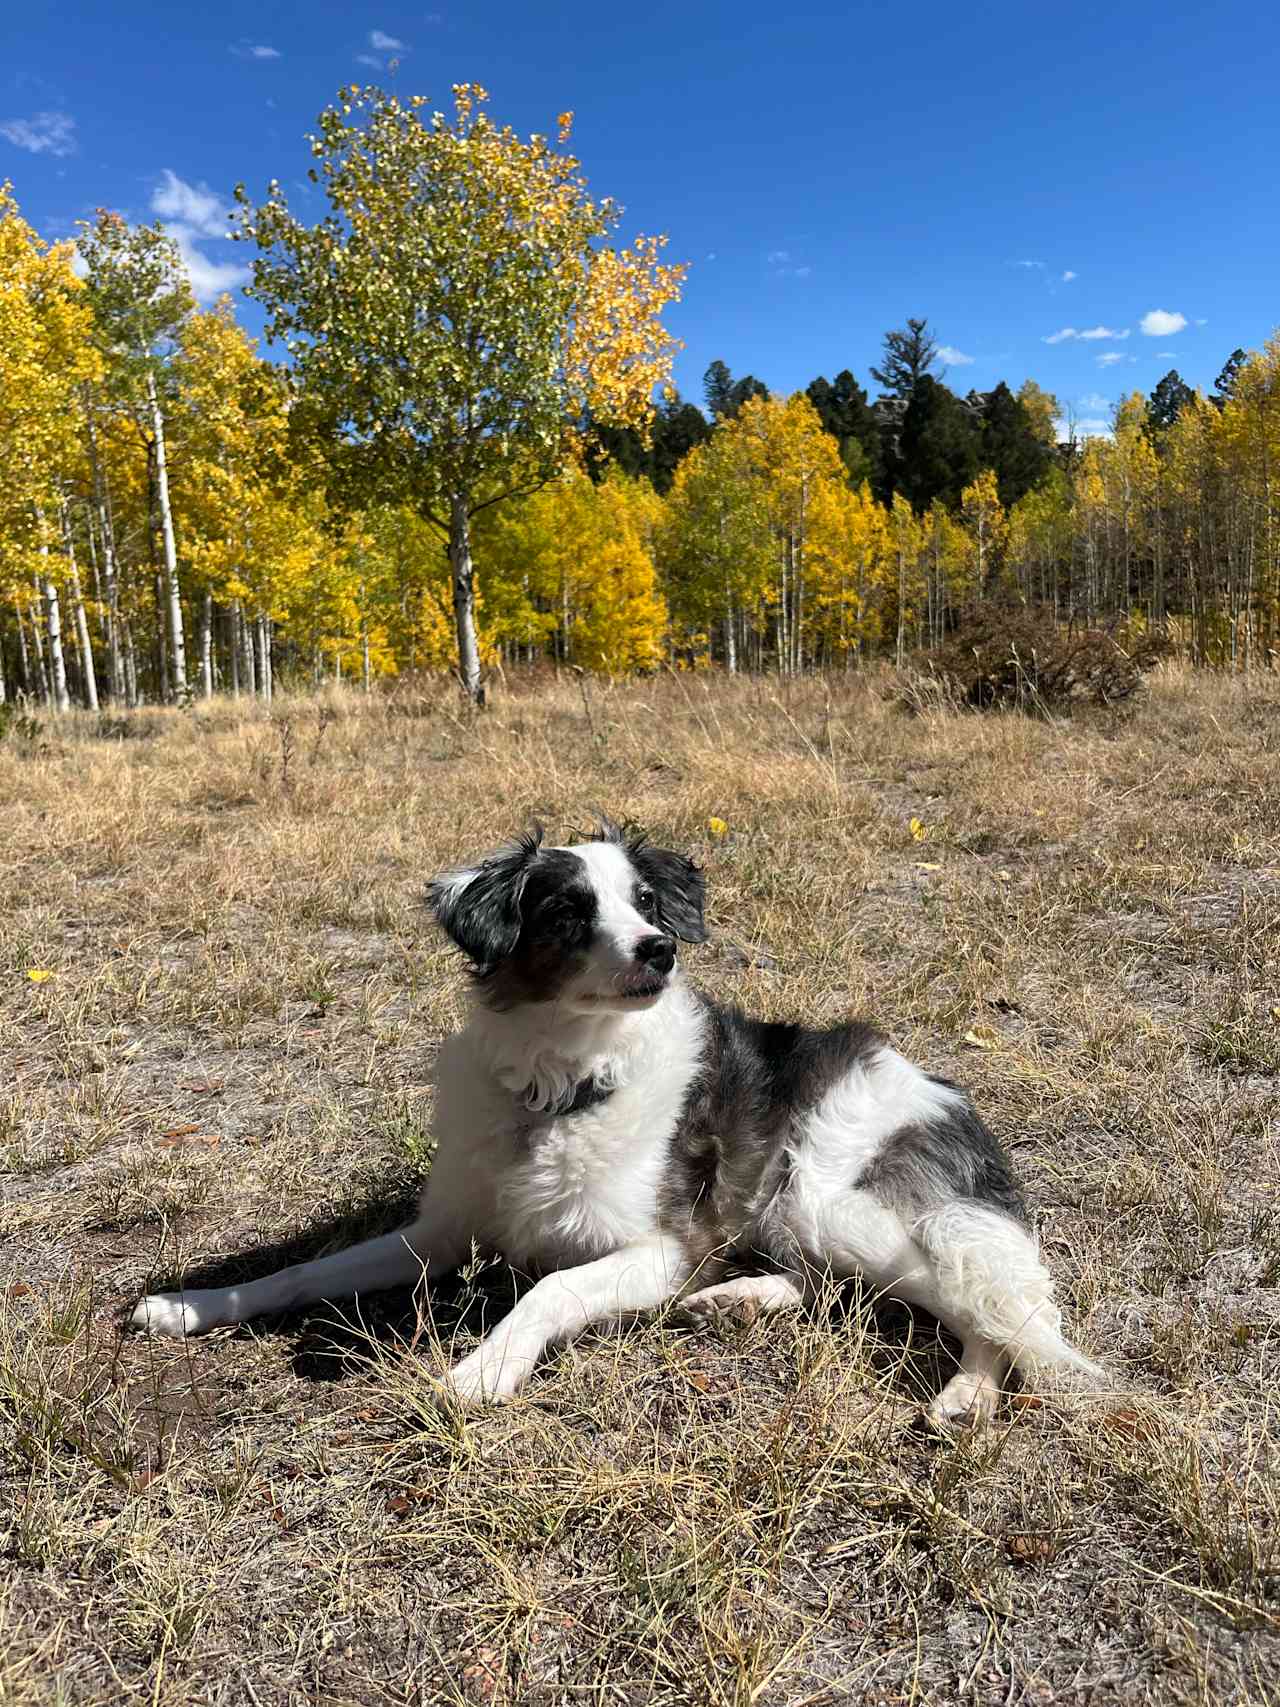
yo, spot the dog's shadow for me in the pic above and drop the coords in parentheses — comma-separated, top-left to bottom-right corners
(139, 1206, 967, 1405)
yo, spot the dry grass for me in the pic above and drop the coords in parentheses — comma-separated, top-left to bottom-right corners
(1, 663, 1278, 1705)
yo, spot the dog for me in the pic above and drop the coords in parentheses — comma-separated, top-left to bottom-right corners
(131, 820, 1098, 1423)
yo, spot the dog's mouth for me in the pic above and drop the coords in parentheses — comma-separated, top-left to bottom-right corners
(582, 973, 668, 1005)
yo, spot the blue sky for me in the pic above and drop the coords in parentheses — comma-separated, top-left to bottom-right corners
(4, 0, 1277, 437)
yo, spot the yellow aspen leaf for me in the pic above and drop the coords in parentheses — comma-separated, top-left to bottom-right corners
(26, 969, 54, 983)
(909, 818, 928, 841)
(707, 817, 729, 837)
(963, 1026, 999, 1050)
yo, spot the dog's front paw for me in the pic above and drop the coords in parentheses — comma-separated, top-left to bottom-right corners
(130, 1291, 221, 1338)
(680, 1291, 762, 1330)
(443, 1344, 529, 1407)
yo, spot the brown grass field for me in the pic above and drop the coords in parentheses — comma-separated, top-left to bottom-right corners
(2, 664, 1278, 1706)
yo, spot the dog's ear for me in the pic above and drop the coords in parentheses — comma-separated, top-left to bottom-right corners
(629, 841, 708, 944)
(428, 829, 543, 966)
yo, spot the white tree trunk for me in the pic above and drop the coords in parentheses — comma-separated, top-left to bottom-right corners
(83, 393, 124, 703)
(237, 601, 256, 697)
(16, 601, 36, 699)
(199, 590, 214, 699)
(123, 622, 139, 707)
(147, 369, 187, 701)
(39, 559, 71, 714)
(449, 493, 484, 704)
(62, 510, 99, 712)
(255, 614, 272, 704)
(228, 604, 240, 698)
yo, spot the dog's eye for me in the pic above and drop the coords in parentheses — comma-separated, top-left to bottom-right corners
(635, 885, 656, 919)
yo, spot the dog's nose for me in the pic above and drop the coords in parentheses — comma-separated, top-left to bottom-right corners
(634, 934, 676, 974)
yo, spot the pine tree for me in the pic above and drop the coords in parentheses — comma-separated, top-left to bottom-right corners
(897, 376, 980, 511)
(980, 382, 1052, 508)
(870, 318, 938, 399)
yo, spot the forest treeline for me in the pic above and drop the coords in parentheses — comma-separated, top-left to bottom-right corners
(2, 85, 1278, 709)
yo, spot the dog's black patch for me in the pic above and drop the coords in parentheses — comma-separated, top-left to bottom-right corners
(428, 830, 544, 969)
(479, 848, 600, 1010)
(592, 820, 707, 944)
(856, 1084, 1028, 1224)
(661, 996, 883, 1266)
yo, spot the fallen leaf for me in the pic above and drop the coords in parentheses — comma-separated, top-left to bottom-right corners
(25, 969, 53, 983)
(7, 1283, 32, 1299)
(1102, 1408, 1149, 1440)
(684, 1370, 711, 1393)
(385, 1493, 413, 1516)
(963, 1026, 1000, 1050)
(909, 817, 928, 842)
(1005, 1532, 1056, 1564)
(1009, 1392, 1044, 1413)
(161, 1125, 201, 1139)
(707, 817, 729, 837)
(996, 868, 1014, 882)
(914, 861, 942, 872)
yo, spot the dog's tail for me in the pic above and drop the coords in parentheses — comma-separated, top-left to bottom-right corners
(914, 1202, 1103, 1383)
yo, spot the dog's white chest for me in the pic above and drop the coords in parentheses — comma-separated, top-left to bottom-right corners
(497, 1105, 664, 1269)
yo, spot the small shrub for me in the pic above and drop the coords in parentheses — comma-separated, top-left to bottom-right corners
(899, 605, 1173, 715)
(0, 703, 43, 744)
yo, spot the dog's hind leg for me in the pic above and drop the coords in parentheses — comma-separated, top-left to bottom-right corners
(678, 1272, 805, 1328)
(926, 1335, 1008, 1428)
(789, 1186, 1091, 1426)
(130, 1204, 470, 1339)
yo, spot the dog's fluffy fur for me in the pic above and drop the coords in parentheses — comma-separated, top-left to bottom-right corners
(132, 821, 1098, 1423)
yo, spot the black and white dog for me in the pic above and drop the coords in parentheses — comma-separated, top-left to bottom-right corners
(133, 822, 1098, 1423)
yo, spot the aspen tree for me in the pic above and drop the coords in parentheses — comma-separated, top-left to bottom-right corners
(236, 85, 684, 703)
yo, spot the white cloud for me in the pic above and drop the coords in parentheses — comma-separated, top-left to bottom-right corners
(1013, 259, 1045, 269)
(1079, 392, 1110, 411)
(1096, 352, 1129, 367)
(1140, 308, 1187, 336)
(250, 44, 280, 59)
(356, 53, 383, 67)
(370, 29, 405, 49)
(149, 171, 248, 303)
(937, 345, 974, 366)
(1044, 324, 1129, 344)
(152, 169, 229, 239)
(167, 225, 249, 302)
(1195, 317, 1208, 326)
(1062, 269, 1077, 282)
(0, 110, 77, 156)
(767, 248, 811, 279)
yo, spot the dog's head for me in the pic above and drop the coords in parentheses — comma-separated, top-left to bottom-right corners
(427, 821, 706, 1012)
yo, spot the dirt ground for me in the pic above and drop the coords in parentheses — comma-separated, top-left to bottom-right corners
(2, 665, 1278, 1705)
